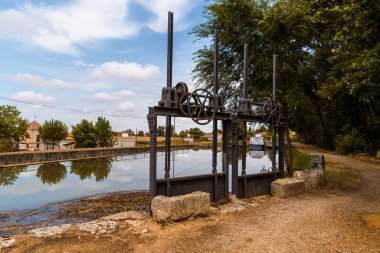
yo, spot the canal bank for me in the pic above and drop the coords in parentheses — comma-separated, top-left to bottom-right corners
(0, 143, 212, 167)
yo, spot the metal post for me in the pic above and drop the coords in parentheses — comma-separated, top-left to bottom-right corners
(148, 112, 157, 213)
(272, 54, 277, 101)
(164, 11, 173, 181)
(243, 44, 248, 99)
(212, 30, 219, 174)
(231, 119, 239, 195)
(278, 126, 285, 178)
(242, 122, 247, 175)
(223, 120, 231, 197)
(271, 54, 277, 171)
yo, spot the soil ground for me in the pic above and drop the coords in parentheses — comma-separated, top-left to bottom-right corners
(4, 143, 380, 252)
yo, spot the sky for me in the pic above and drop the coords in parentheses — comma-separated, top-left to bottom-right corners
(0, 0, 214, 133)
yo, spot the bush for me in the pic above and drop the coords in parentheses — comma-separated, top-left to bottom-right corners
(335, 129, 365, 155)
(197, 137, 209, 142)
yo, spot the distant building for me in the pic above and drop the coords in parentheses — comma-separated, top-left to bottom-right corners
(114, 136, 136, 148)
(19, 120, 44, 151)
(202, 133, 222, 141)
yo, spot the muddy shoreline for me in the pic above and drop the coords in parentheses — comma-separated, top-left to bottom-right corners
(0, 191, 149, 237)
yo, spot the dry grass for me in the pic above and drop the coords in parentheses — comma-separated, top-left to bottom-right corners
(325, 161, 361, 191)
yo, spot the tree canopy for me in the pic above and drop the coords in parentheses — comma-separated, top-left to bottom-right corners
(39, 119, 68, 150)
(72, 119, 98, 148)
(72, 117, 115, 148)
(95, 116, 116, 147)
(192, 0, 379, 154)
(0, 105, 29, 152)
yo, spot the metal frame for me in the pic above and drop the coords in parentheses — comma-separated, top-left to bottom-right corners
(148, 13, 231, 210)
(231, 46, 287, 198)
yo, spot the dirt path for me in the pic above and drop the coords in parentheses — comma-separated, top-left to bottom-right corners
(132, 143, 380, 252)
(6, 144, 380, 252)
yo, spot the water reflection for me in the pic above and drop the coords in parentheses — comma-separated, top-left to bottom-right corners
(0, 166, 27, 186)
(70, 157, 113, 182)
(36, 163, 67, 185)
(0, 149, 275, 212)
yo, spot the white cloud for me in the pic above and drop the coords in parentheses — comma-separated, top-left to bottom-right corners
(81, 82, 113, 91)
(89, 61, 160, 82)
(118, 101, 136, 112)
(10, 90, 58, 104)
(134, 0, 195, 33)
(7, 73, 73, 89)
(82, 90, 136, 102)
(0, 0, 139, 54)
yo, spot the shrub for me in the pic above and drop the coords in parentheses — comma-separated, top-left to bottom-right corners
(335, 129, 365, 155)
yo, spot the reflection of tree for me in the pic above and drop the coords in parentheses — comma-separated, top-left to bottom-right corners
(227, 146, 244, 165)
(36, 163, 67, 185)
(70, 157, 113, 182)
(0, 166, 27, 186)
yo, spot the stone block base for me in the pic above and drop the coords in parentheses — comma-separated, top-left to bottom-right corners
(271, 178, 306, 198)
(293, 170, 323, 191)
(151, 191, 210, 222)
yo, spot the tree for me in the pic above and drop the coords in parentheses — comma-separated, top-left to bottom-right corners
(0, 105, 29, 151)
(72, 119, 97, 148)
(38, 119, 68, 150)
(192, 0, 379, 154)
(188, 128, 204, 140)
(94, 117, 116, 147)
(179, 130, 188, 138)
(157, 126, 165, 136)
(123, 129, 134, 135)
(137, 130, 144, 136)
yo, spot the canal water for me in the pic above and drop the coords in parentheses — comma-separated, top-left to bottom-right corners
(0, 148, 275, 213)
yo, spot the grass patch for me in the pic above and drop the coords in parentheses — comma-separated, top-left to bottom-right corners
(325, 161, 360, 191)
(291, 147, 311, 171)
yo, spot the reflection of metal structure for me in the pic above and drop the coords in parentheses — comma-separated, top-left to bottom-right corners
(249, 150, 265, 159)
(231, 44, 290, 198)
(148, 12, 231, 211)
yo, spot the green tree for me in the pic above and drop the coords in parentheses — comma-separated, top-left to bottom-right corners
(38, 119, 68, 150)
(95, 117, 116, 147)
(188, 128, 204, 140)
(157, 126, 165, 136)
(0, 105, 29, 152)
(72, 119, 97, 148)
(123, 129, 134, 135)
(192, 0, 379, 154)
(137, 130, 144, 136)
(179, 130, 188, 138)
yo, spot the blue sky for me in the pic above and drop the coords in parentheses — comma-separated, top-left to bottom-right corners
(0, 0, 213, 132)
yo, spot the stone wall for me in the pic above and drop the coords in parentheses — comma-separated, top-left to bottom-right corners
(0, 145, 196, 167)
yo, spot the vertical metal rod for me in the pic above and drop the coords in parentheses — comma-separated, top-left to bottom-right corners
(164, 11, 173, 180)
(167, 11, 173, 89)
(242, 122, 247, 175)
(243, 44, 248, 99)
(279, 126, 285, 178)
(212, 30, 219, 174)
(272, 54, 277, 101)
(231, 119, 239, 195)
(272, 128, 277, 170)
(148, 114, 157, 213)
(223, 120, 231, 197)
(271, 54, 277, 171)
